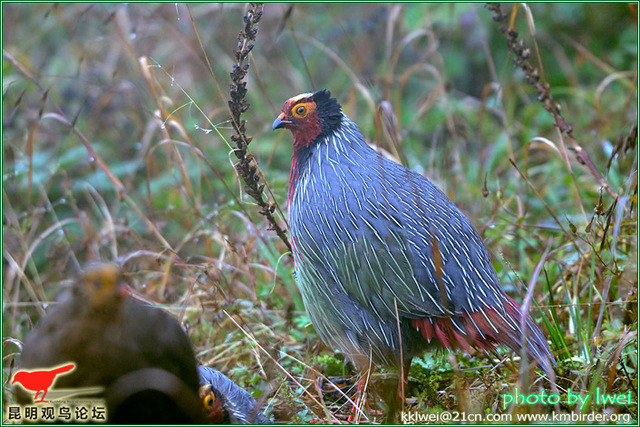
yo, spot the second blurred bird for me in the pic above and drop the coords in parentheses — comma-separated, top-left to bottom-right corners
(14, 263, 205, 424)
(198, 366, 273, 424)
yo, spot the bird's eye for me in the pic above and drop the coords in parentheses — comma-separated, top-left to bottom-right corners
(293, 103, 308, 118)
(204, 393, 215, 408)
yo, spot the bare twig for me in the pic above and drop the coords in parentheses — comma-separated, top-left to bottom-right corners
(486, 3, 618, 199)
(228, 3, 292, 253)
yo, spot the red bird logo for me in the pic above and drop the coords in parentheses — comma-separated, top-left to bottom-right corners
(12, 363, 75, 403)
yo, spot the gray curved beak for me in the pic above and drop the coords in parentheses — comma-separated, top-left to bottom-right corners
(272, 114, 290, 130)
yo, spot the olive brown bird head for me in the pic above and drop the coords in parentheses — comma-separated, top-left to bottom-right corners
(272, 90, 555, 385)
(73, 263, 126, 310)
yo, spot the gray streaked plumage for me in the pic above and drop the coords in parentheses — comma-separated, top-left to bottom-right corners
(273, 90, 554, 375)
(197, 366, 272, 424)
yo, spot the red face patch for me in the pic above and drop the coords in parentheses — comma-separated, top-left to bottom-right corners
(276, 94, 323, 148)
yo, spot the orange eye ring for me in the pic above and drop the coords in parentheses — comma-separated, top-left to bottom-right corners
(204, 392, 215, 408)
(292, 103, 309, 118)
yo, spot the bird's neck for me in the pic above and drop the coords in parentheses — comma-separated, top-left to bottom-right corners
(290, 123, 321, 149)
(288, 141, 315, 204)
(288, 118, 369, 203)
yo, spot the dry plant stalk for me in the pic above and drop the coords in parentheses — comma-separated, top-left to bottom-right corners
(228, 3, 292, 253)
(487, 3, 617, 199)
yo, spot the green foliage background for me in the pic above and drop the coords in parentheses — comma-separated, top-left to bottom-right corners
(3, 3, 637, 423)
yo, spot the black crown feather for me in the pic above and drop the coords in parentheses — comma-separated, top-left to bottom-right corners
(314, 89, 343, 136)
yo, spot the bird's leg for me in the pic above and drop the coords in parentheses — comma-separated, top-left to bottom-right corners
(346, 368, 371, 423)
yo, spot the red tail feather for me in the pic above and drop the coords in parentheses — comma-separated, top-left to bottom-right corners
(412, 297, 554, 373)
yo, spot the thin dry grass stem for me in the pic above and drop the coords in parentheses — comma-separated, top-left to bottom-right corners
(560, 34, 636, 90)
(118, 251, 178, 268)
(2, 50, 176, 256)
(376, 100, 407, 166)
(4, 180, 84, 310)
(222, 310, 347, 423)
(475, 71, 501, 176)
(508, 159, 574, 239)
(520, 244, 560, 410)
(248, 52, 277, 115)
(2, 49, 125, 194)
(607, 328, 637, 391)
(388, 28, 438, 100)
(383, 5, 403, 74)
(595, 70, 637, 112)
(25, 124, 36, 213)
(352, 356, 372, 424)
(394, 298, 405, 405)
(228, 3, 292, 253)
(4, 253, 46, 317)
(524, 136, 588, 221)
(281, 5, 315, 91)
(137, 58, 200, 220)
(82, 185, 118, 260)
(487, 3, 618, 199)
(310, 374, 336, 422)
(591, 196, 629, 351)
(144, 138, 254, 240)
(519, 243, 548, 380)
(298, 33, 376, 114)
(399, 63, 444, 131)
(607, 124, 638, 174)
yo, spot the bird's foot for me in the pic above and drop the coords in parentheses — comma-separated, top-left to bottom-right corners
(346, 394, 382, 423)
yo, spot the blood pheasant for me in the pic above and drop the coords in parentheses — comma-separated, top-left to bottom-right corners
(198, 366, 272, 424)
(272, 90, 554, 391)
